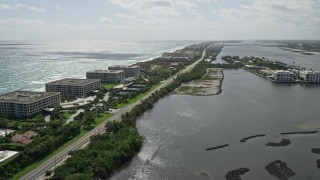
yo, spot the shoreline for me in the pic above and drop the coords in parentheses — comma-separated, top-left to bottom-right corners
(1, 43, 193, 95)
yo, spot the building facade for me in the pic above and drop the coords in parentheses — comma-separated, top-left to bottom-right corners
(300, 70, 320, 82)
(45, 78, 100, 98)
(272, 70, 294, 82)
(86, 70, 125, 84)
(0, 91, 60, 117)
(108, 65, 140, 78)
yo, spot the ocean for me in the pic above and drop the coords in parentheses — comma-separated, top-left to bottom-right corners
(0, 40, 197, 95)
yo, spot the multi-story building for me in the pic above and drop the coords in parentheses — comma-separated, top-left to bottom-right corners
(86, 70, 125, 84)
(162, 52, 188, 59)
(272, 70, 294, 82)
(300, 70, 320, 82)
(184, 51, 195, 59)
(162, 51, 195, 60)
(45, 78, 100, 98)
(108, 65, 140, 78)
(0, 91, 60, 117)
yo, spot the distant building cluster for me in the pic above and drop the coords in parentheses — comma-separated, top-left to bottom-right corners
(244, 61, 320, 83)
(162, 50, 195, 60)
(0, 63, 141, 118)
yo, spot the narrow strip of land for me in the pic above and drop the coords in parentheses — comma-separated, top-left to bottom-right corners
(240, 134, 266, 142)
(205, 144, 229, 151)
(21, 48, 208, 180)
(281, 131, 318, 135)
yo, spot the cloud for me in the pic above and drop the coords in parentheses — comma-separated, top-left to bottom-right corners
(0, 18, 45, 26)
(106, 0, 183, 17)
(114, 13, 135, 20)
(54, 4, 62, 11)
(0, 3, 45, 12)
(212, 0, 320, 26)
(99, 17, 113, 23)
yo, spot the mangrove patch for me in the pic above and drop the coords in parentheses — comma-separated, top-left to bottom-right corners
(206, 144, 229, 151)
(240, 134, 266, 142)
(265, 160, 296, 179)
(281, 130, 318, 135)
(266, 139, 291, 147)
(225, 167, 250, 180)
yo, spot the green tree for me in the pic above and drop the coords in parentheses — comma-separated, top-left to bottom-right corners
(65, 173, 91, 180)
(0, 116, 8, 128)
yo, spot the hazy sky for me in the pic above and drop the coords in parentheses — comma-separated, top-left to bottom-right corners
(0, 0, 319, 41)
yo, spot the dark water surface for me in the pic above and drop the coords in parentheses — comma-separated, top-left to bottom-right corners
(112, 69, 320, 180)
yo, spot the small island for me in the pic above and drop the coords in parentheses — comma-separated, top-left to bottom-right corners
(205, 144, 229, 151)
(281, 130, 318, 135)
(240, 134, 266, 142)
(265, 160, 296, 179)
(266, 139, 291, 147)
(225, 168, 250, 180)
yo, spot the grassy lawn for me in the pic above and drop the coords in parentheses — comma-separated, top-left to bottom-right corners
(94, 113, 114, 126)
(117, 83, 161, 108)
(10, 113, 115, 180)
(102, 84, 120, 89)
(63, 112, 72, 119)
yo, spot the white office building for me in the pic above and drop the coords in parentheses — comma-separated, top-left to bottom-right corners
(0, 91, 60, 117)
(300, 70, 320, 82)
(86, 70, 125, 84)
(46, 78, 100, 98)
(108, 65, 140, 78)
(272, 70, 294, 82)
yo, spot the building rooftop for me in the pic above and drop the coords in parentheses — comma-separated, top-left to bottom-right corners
(87, 70, 124, 74)
(109, 65, 139, 69)
(46, 78, 100, 86)
(274, 70, 293, 74)
(301, 70, 320, 74)
(0, 91, 60, 104)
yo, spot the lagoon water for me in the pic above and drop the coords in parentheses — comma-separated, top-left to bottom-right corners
(112, 43, 320, 180)
(214, 41, 320, 71)
(0, 40, 194, 94)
